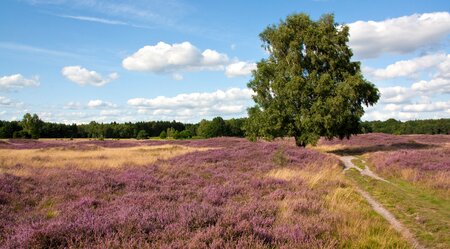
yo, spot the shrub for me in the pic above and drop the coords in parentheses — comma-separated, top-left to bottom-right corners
(159, 130, 167, 139)
(136, 130, 147, 140)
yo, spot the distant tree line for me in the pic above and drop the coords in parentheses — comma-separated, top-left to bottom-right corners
(0, 114, 448, 139)
(361, 118, 450, 135)
(0, 113, 247, 139)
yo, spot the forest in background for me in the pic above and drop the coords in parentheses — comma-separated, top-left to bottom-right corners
(0, 114, 448, 139)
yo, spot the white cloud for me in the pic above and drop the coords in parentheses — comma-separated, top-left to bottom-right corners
(363, 109, 420, 121)
(225, 61, 257, 77)
(364, 53, 447, 80)
(0, 74, 40, 90)
(87, 100, 117, 108)
(62, 66, 118, 86)
(383, 104, 402, 112)
(64, 101, 83, 109)
(122, 41, 258, 79)
(410, 54, 450, 94)
(379, 86, 414, 104)
(0, 96, 13, 106)
(100, 109, 122, 116)
(412, 77, 450, 94)
(368, 53, 450, 107)
(122, 41, 229, 74)
(58, 14, 128, 25)
(403, 101, 450, 112)
(0, 96, 23, 107)
(349, 12, 450, 59)
(128, 88, 254, 121)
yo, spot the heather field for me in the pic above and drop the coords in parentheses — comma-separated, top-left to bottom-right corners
(318, 133, 450, 248)
(0, 137, 409, 248)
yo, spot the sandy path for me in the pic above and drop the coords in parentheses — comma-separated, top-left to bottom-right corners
(340, 156, 424, 249)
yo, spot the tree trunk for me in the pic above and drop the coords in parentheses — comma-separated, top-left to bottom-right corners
(294, 137, 306, 147)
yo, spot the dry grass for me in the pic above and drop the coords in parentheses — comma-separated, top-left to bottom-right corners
(0, 145, 209, 174)
(266, 164, 341, 189)
(267, 163, 410, 248)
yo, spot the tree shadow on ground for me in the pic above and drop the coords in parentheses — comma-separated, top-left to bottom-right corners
(329, 142, 439, 156)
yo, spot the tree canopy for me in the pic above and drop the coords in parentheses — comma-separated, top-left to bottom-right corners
(21, 113, 43, 139)
(245, 13, 380, 146)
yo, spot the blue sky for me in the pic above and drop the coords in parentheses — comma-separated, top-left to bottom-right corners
(0, 0, 449, 123)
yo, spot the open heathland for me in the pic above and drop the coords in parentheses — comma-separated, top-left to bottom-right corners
(317, 133, 450, 248)
(0, 138, 409, 248)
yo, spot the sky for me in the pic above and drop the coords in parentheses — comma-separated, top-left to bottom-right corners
(0, 0, 449, 124)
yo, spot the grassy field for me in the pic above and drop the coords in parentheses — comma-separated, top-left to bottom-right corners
(317, 133, 450, 249)
(0, 137, 410, 248)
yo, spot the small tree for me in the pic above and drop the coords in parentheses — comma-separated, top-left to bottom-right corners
(136, 130, 147, 140)
(166, 127, 176, 138)
(245, 13, 379, 146)
(21, 113, 43, 139)
(159, 130, 167, 139)
(178, 130, 192, 139)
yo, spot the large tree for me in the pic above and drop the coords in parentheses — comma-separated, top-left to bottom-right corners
(245, 13, 380, 146)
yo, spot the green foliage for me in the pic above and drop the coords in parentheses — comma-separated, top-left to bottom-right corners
(0, 121, 21, 138)
(225, 118, 246, 137)
(362, 119, 450, 135)
(21, 113, 43, 139)
(13, 130, 31, 139)
(245, 13, 379, 146)
(159, 130, 167, 139)
(173, 129, 192, 139)
(197, 117, 228, 138)
(136, 130, 148, 140)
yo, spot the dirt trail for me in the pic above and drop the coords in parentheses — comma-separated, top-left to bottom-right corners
(340, 156, 424, 249)
(341, 156, 390, 183)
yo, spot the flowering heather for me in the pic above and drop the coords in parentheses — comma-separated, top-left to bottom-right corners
(318, 133, 450, 147)
(0, 137, 410, 248)
(368, 147, 450, 191)
(317, 133, 449, 155)
(317, 133, 450, 191)
(0, 138, 339, 248)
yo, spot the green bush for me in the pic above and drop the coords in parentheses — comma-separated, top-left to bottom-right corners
(159, 130, 167, 139)
(136, 130, 147, 140)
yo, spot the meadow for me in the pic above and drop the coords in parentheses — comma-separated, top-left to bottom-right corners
(0, 137, 411, 248)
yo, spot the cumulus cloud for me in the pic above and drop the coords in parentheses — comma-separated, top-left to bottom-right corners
(412, 78, 450, 94)
(403, 101, 450, 112)
(379, 86, 414, 104)
(367, 53, 450, 107)
(225, 62, 257, 77)
(364, 53, 447, 80)
(410, 54, 450, 94)
(128, 88, 254, 120)
(122, 41, 229, 73)
(0, 74, 39, 90)
(61, 66, 119, 86)
(348, 12, 450, 59)
(87, 100, 117, 108)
